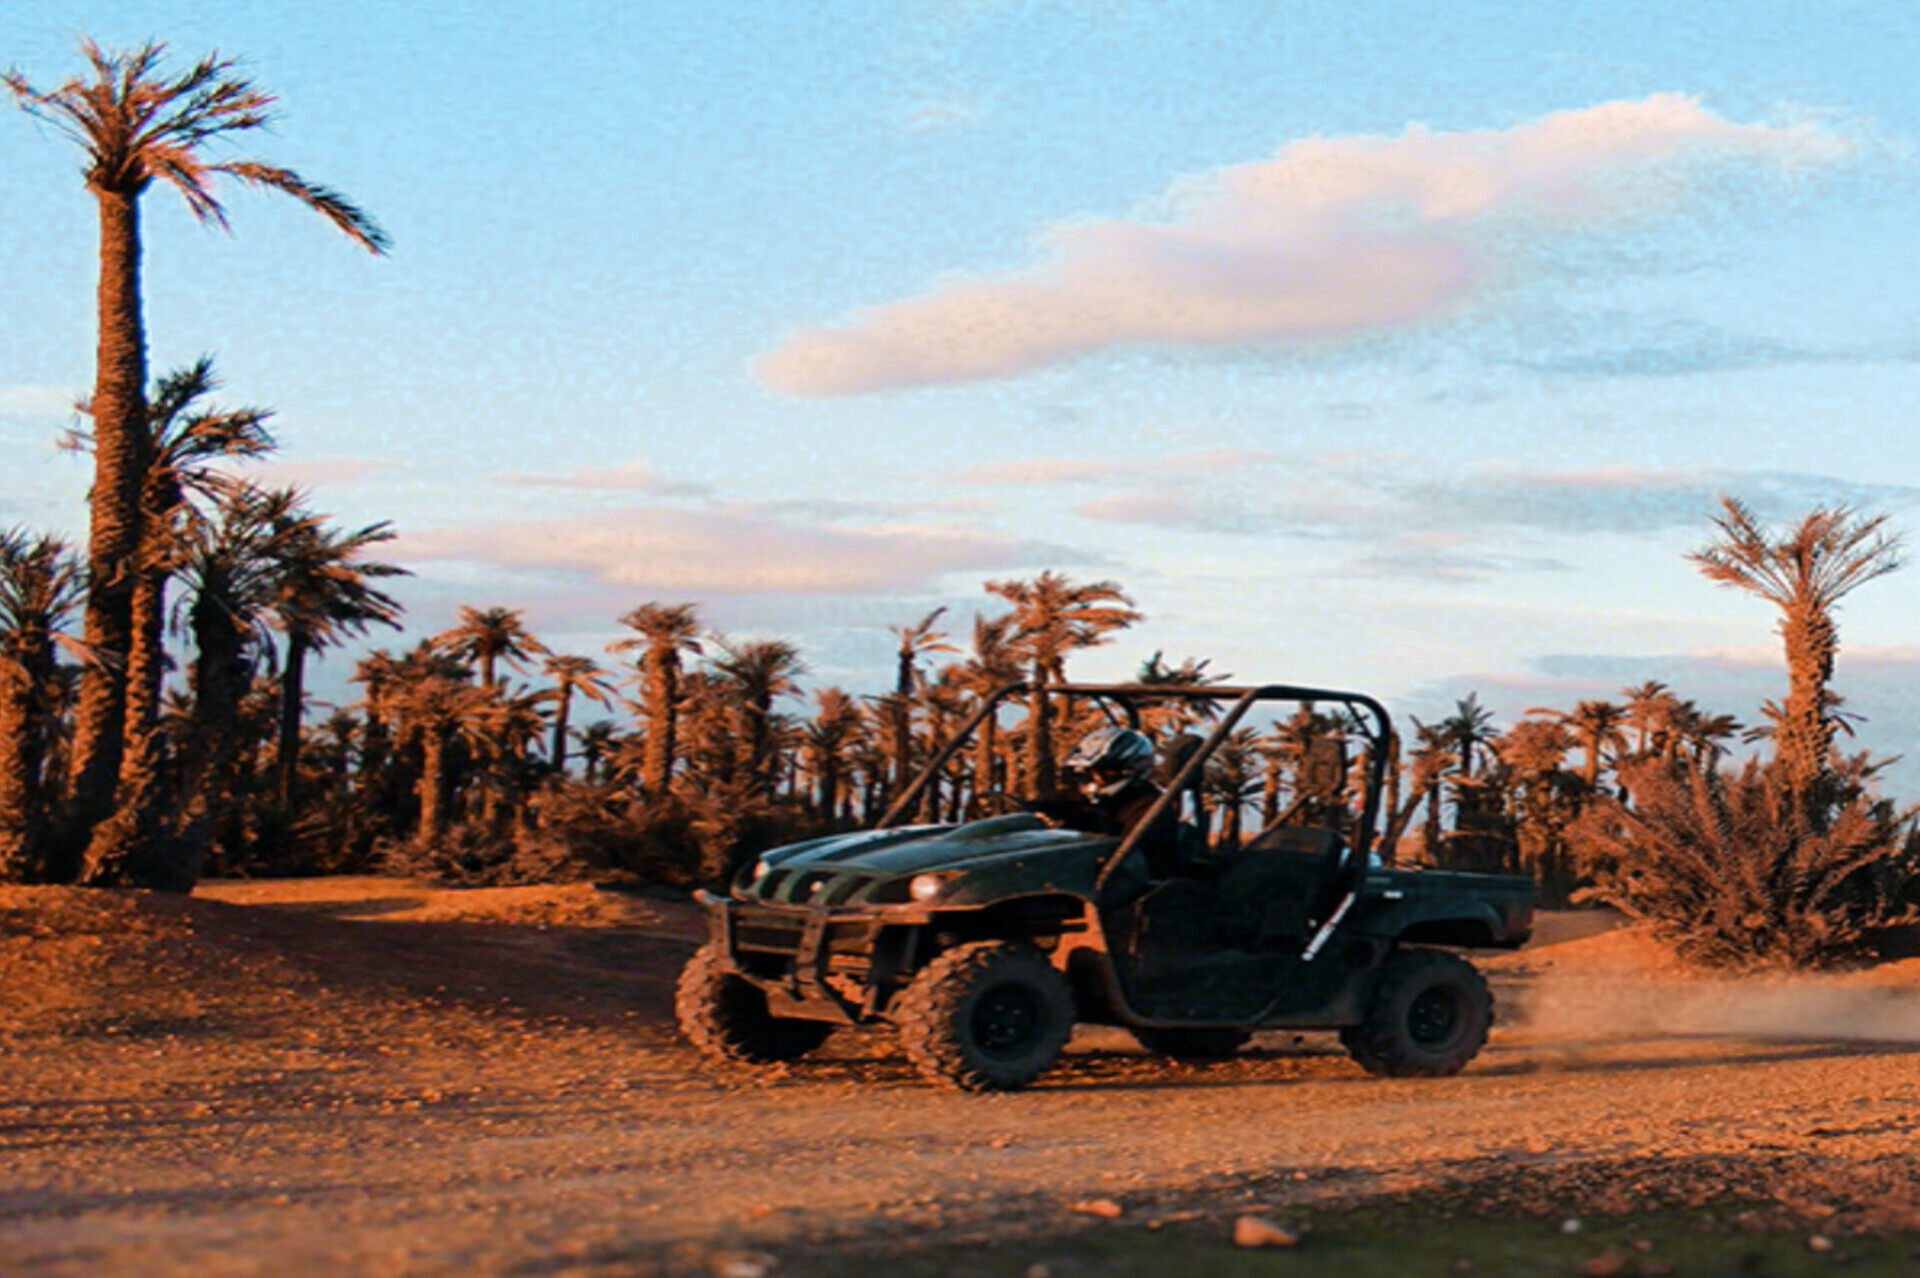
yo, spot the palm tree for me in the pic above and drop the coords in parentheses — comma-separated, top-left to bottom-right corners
(8, 40, 387, 852)
(395, 673, 491, 844)
(540, 654, 616, 775)
(983, 572, 1141, 795)
(1202, 727, 1262, 851)
(1691, 497, 1903, 789)
(887, 607, 957, 794)
(803, 687, 863, 820)
(572, 719, 621, 785)
(946, 613, 1023, 804)
(1378, 718, 1452, 862)
(0, 532, 84, 882)
(68, 360, 276, 767)
(89, 485, 307, 888)
(710, 636, 806, 797)
(265, 512, 406, 807)
(1437, 693, 1498, 776)
(1136, 651, 1230, 737)
(608, 602, 702, 799)
(433, 606, 547, 691)
(1530, 699, 1628, 791)
(1620, 680, 1679, 761)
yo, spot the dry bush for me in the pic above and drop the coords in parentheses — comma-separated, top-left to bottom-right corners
(376, 786, 709, 888)
(1570, 756, 1920, 968)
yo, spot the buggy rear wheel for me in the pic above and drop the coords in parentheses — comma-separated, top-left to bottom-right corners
(676, 942, 835, 1065)
(894, 941, 1074, 1091)
(1340, 948, 1491, 1077)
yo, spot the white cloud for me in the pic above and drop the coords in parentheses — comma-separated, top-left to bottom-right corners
(395, 507, 1075, 595)
(756, 95, 1850, 396)
(493, 458, 706, 495)
(229, 457, 399, 489)
(897, 94, 992, 134)
(948, 448, 1269, 486)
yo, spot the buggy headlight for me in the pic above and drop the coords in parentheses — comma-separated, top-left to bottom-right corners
(752, 858, 773, 881)
(909, 872, 953, 903)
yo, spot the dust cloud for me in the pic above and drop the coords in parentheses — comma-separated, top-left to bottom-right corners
(1517, 969, 1920, 1045)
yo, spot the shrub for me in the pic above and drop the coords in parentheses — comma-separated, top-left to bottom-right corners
(1570, 755, 1920, 968)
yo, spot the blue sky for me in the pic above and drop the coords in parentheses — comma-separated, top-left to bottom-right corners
(4, 1, 1920, 775)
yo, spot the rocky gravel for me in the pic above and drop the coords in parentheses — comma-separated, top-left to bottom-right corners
(4, 879, 1919, 1276)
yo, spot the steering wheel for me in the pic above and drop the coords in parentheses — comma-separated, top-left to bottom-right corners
(964, 790, 1034, 820)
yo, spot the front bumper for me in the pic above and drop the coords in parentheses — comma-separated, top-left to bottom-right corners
(699, 890, 923, 1024)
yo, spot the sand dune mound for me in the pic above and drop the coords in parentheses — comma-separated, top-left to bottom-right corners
(0, 880, 702, 1046)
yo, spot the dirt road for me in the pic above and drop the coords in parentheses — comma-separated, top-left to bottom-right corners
(4, 880, 1919, 1276)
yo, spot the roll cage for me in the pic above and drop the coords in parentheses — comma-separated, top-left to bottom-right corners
(875, 681, 1395, 904)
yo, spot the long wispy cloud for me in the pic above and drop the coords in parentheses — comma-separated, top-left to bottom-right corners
(396, 507, 1082, 595)
(493, 458, 709, 496)
(757, 95, 1850, 396)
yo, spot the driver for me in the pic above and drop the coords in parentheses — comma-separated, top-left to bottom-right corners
(1033, 728, 1182, 876)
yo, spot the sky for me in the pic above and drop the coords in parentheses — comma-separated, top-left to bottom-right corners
(3, 1, 1920, 779)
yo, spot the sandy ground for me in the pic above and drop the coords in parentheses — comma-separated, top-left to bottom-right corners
(3, 877, 1920, 1276)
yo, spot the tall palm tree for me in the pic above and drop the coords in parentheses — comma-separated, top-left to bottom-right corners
(395, 673, 492, 844)
(1619, 680, 1678, 760)
(265, 512, 407, 806)
(8, 40, 387, 851)
(540, 654, 616, 775)
(0, 532, 84, 882)
(67, 360, 276, 764)
(803, 687, 863, 820)
(946, 613, 1023, 803)
(710, 636, 806, 797)
(984, 571, 1141, 795)
(66, 361, 278, 874)
(571, 719, 621, 786)
(608, 602, 702, 799)
(89, 485, 307, 888)
(1437, 693, 1498, 776)
(1530, 699, 1629, 791)
(1691, 497, 1904, 789)
(887, 607, 957, 794)
(433, 605, 547, 691)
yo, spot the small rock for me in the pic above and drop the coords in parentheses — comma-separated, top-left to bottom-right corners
(1561, 1218, 1584, 1235)
(1024, 1266, 1050, 1278)
(1808, 1234, 1835, 1253)
(1630, 1238, 1655, 1254)
(708, 1250, 777, 1278)
(1449, 1258, 1475, 1274)
(1232, 1215, 1300, 1248)
(1577, 1250, 1629, 1277)
(1071, 1198, 1124, 1219)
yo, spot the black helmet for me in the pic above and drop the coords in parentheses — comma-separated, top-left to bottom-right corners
(1064, 728, 1154, 797)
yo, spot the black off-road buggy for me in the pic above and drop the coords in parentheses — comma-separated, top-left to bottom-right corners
(677, 680, 1536, 1090)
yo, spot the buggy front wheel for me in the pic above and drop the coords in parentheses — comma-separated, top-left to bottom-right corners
(894, 941, 1074, 1091)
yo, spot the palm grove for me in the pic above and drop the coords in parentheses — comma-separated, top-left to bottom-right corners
(4, 41, 1916, 969)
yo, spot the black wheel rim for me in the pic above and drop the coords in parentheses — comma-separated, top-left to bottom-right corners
(1408, 985, 1460, 1048)
(973, 983, 1043, 1059)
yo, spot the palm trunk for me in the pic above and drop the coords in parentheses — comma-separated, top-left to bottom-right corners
(418, 731, 447, 842)
(549, 686, 574, 775)
(63, 189, 152, 879)
(642, 656, 678, 799)
(1779, 604, 1837, 788)
(1027, 669, 1055, 797)
(276, 631, 312, 807)
(0, 656, 49, 880)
